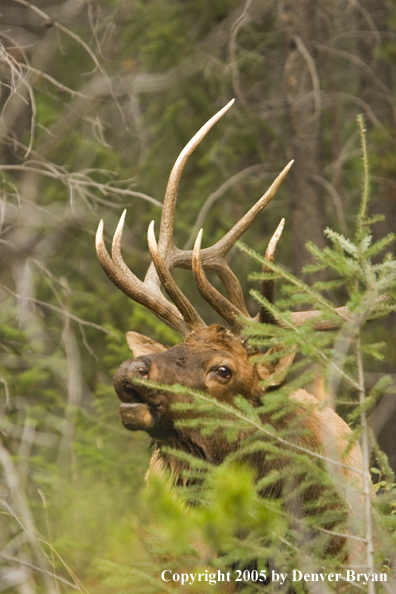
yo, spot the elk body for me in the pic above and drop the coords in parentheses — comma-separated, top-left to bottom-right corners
(96, 100, 366, 561)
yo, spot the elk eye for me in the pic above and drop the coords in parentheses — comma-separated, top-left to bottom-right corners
(216, 366, 232, 379)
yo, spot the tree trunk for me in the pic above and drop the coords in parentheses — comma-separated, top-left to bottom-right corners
(281, 0, 326, 278)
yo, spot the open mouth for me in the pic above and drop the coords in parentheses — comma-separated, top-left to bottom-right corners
(121, 387, 147, 404)
(118, 386, 160, 432)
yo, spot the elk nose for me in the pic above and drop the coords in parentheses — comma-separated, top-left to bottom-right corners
(113, 357, 151, 403)
(131, 357, 150, 379)
(119, 357, 151, 383)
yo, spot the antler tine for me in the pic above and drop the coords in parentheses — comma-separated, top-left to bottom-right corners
(260, 218, 285, 324)
(147, 221, 206, 332)
(157, 99, 236, 259)
(192, 229, 251, 333)
(144, 99, 236, 292)
(210, 160, 293, 258)
(95, 218, 190, 336)
(110, 210, 159, 296)
(265, 218, 285, 262)
(193, 160, 293, 310)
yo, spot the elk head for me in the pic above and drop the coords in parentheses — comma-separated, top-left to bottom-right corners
(95, 101, 300, 438)
(95, 100, 331, 443)
(112, 325, 296, 442)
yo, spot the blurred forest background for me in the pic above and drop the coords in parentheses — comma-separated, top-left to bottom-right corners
(1, 0, 396, 592)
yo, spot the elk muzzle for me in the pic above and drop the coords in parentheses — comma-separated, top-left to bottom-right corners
(113, 358, 162, 432)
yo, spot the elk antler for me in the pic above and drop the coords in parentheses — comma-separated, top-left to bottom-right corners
(260, 218, 285, 324)
(96, 212, 191, 335)
(192, 219, 287, 333)
(96, 100, 293, 336)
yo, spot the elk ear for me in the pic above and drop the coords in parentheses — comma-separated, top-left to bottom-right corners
(253, 344, 296, 387)
(126, 331, 168, 358)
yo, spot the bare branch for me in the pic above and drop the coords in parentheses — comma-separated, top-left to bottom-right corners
(0, 285, 118, 337)
(292, 35, 322, 120)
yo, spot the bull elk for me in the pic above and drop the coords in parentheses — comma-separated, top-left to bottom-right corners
(96, 100, 366, 563)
